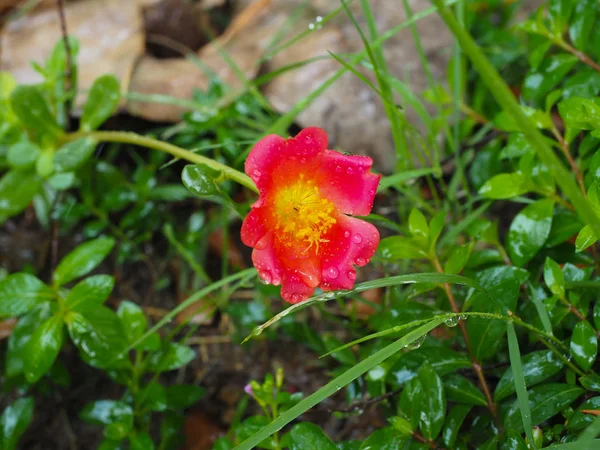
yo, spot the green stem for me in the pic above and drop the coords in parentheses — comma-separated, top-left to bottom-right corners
(431, 0, 600, 238)
(63, 130, 258, 194)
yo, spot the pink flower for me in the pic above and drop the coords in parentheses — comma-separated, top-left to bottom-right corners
(241, 127, 380, 303)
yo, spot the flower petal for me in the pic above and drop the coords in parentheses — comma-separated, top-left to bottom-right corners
(280, 257, 320, 303)
(251, 232, 283, 286)
(317, 150, 380, 216)
(319, 214, 380, 291)
(245, 127, 329, 191)
(241, 208, 268, 247)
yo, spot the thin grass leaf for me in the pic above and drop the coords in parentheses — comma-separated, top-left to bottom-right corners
(577, 415, 600, 444)
(507, 322, 536, 449)
(233, 317, 446, 450)
(379, 168, 441, 191)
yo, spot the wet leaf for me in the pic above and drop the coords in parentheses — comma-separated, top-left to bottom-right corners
(522, 54, 578, 105)
(129, 432, 154, 450)
(54, 137, 98, 172)
(0, 171, 43, 222)
(478, 172, 529, 199)
(0, 273, 53, 318)
(10, 85, 62, 142)
(444, 243, 474, 275)
(23, 315, 64, 383)
(166, 384, 206, 410)
(80, 400, 133, 426)
(504, 383, 584, 432)
(417, 362, 446, 440)
(506, 199, 554, 267)
(580, 373, 600, 392)
(569, 0, 597, 52)
(377, 236, 429, 260)
(500, 429, 528, 450)
(0, 397, 34, 450)
(359, 427, 406, 449)
(7, 141, 41, 169)
(80, 75, 121, 132)
(409, 208, 429, 243)
(570, 321, 598, 371)
(443, 373, 487, 406)
(559, 97, 600, 131)
(65, 275, 115, 312)
(543, 257, 565, 298)
(546, 210, 582, 247)
(442, 404, 471, 448)
(289, 423, 337, 450)
(575, 225, 597, 252)
(494, 350, 564, 401)
(147, 343, 195, 372)
(399, 376, 423, 428)
(53, 237, 116, 286)
(567, 396, 600, 431)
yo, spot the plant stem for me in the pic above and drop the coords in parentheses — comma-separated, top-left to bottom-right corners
(550, 126, 586, 195)
(556, 39, 600, 74)
(63, 131, 258, 194)
(431, 258, 497, 422)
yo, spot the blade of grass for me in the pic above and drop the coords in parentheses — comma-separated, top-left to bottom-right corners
(233, 317, 446, 450)
(378, 167, 441, 191)
(507, 322, 535, 449)
(432, 0, 600, 238)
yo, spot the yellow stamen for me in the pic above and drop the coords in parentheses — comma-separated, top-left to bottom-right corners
(272, 175, 336, 253)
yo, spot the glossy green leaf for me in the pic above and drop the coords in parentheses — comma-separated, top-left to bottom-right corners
(116, 300, 150, 346)
(504, 384, 584, 432)
(23, 315, 64, 383)
(399, 376, 423, 429)
(594, 301, 600, 331)
(53, 237, 115, 286)
(147, 343, 195, 372)
(417, 362, 446, 440)
(523, 55, 578, 105)
(568, 396, 600, 432)
(0, 171, 43, 222)
(9, 85, 62, 141)
(80, 400, 133, 426)
(569, 0, 597, 52)
(501, 430, 528, 450)
(5, 303, 52, 377)
(548, 0, 574, 32)
(7, 141, 41, 169)
(65, 275, 114, 311)
(494, 106, 553, 131)
(580, 373, 600, 392)
(359, 427, 406, 450)
(166, 384, 206, 410)
(377, 236, 429, 260)
(544, 257, 565, 297)
(65, 306, 129, 369)
(575, 225, 597, 252)
(443, 373, 486, 406)
(181, 164, 221, 196)
(80, 75, 121, 132)
(559, 97, 600, 131)
(444, 243, 473, 275)
(546, 210, 582, 247)
(571, 321, 598, 371)
(0, 273, 53, 318)
(388, 416, 413, 435)
(507, 199, 554, 267)
(129, 432, 154, 450)
(136, 382, 168, 412)
(289, 423, 337, 450)
(478, 172, 528, 199)
(54, 137, 98, 172)
(0, 397, 34, 450)
(494, 350, 564, 401)
(409, 208, 429, 241)
(429, 211, 446, 250)
(442, 404, 471, 448)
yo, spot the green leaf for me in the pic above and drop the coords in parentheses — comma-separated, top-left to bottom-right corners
(506, 199, 554, 267)
(5, 303, 52, 377)
(7, 142, 41, 169)
(478, 172, 528, 199)
(595, 301, 600, 331)
(399, 376, 423, 429)
(428, 211, 446, 250)
(148, 185, 191, 201)
(544, 257, 565, 297)
(377, 236, 429, 260)
(80, 400, 133, 426)
(54, 137, 98, 172)
(136, 382, 168, 412)
(443, 373, 486, 406)
(0, 171, 43, 221)
(147, 343, 195, 372)
(444, 243, 473, 275)
(9, 85, 62, 142)
(575, 225, 597, 252)
(116, 300, 152, 347)
(409, 208, 429, 241)
(289, 423, 337, 450)
(165, 384, 206, 410)
(358, 427, 406, 449)
(522, 54, 578, 105)
(559, 97, 600, 131)
(181, 164, 221, 196)
(80, 75, 121, 132)
(568, 396, 600, 432)
(548, 0, 575, 33)
(129, 432, 154, 450)
(546, 210, 582, 247)
(53, 237, 115, 286)
(417, 362, 446, 440)
(504, 384, 584, 432)
(501, 430, 528, 450)
(23, 315, 64, 383)
(571, 321, 598, 371)
(569, 0, 596, 51)
(494, 106, 553, 131)
(580, 373, 600, 392)
(65, 306, 129, 369)
(65, 275, 114, 311)
(442, 404, 471, 448)
(0, 397, 34, 450)
(0, 273, 53, 318)
(494, 350, 564, 401)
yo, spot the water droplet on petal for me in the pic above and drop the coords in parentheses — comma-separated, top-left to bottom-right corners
(355, 257, 366, 265)
(253, 169, 261, 179)
(347, 270, 356, 280)
(344, 231, 351, 238)
(259, 271, 272, 284)
(444, 316, 459, 327)
(327, 267, 339, 279)
(255, 236, 268, 250)
(406, 334, 426, 350)
(352, 234, 363, 244)
(369, 189, 375, 195)
(335, 165, 342, 173)
(346, 167, 354, 174)
(291, 293, 301, 302)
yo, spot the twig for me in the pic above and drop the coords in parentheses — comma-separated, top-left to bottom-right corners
(551, 126, 586, 195)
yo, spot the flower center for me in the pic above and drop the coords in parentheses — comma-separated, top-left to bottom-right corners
(272, 176, 336, 253)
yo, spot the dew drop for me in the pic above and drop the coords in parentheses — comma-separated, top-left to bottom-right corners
(316, 15, 323, 23)
(327, 267, 339, 279)
(346, 167, 354, 174)
(444, 316, 459, 327)
(460, 314, 468, 321)
(252, 169, 261, 179)
(255, 236, 268, 250)
(347, 270, 356, 280)
(335, 165, 342, 173)
(369, 189, 375, 195)
(352, 234, 363, 244)
(308, 22, 315, 30)
(344, 230, 351, 238)
(355, 257, 366, 265)
(259, 271, 272, 284)
(291, 293, 301, 302)
(406, 334, 426, 350)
